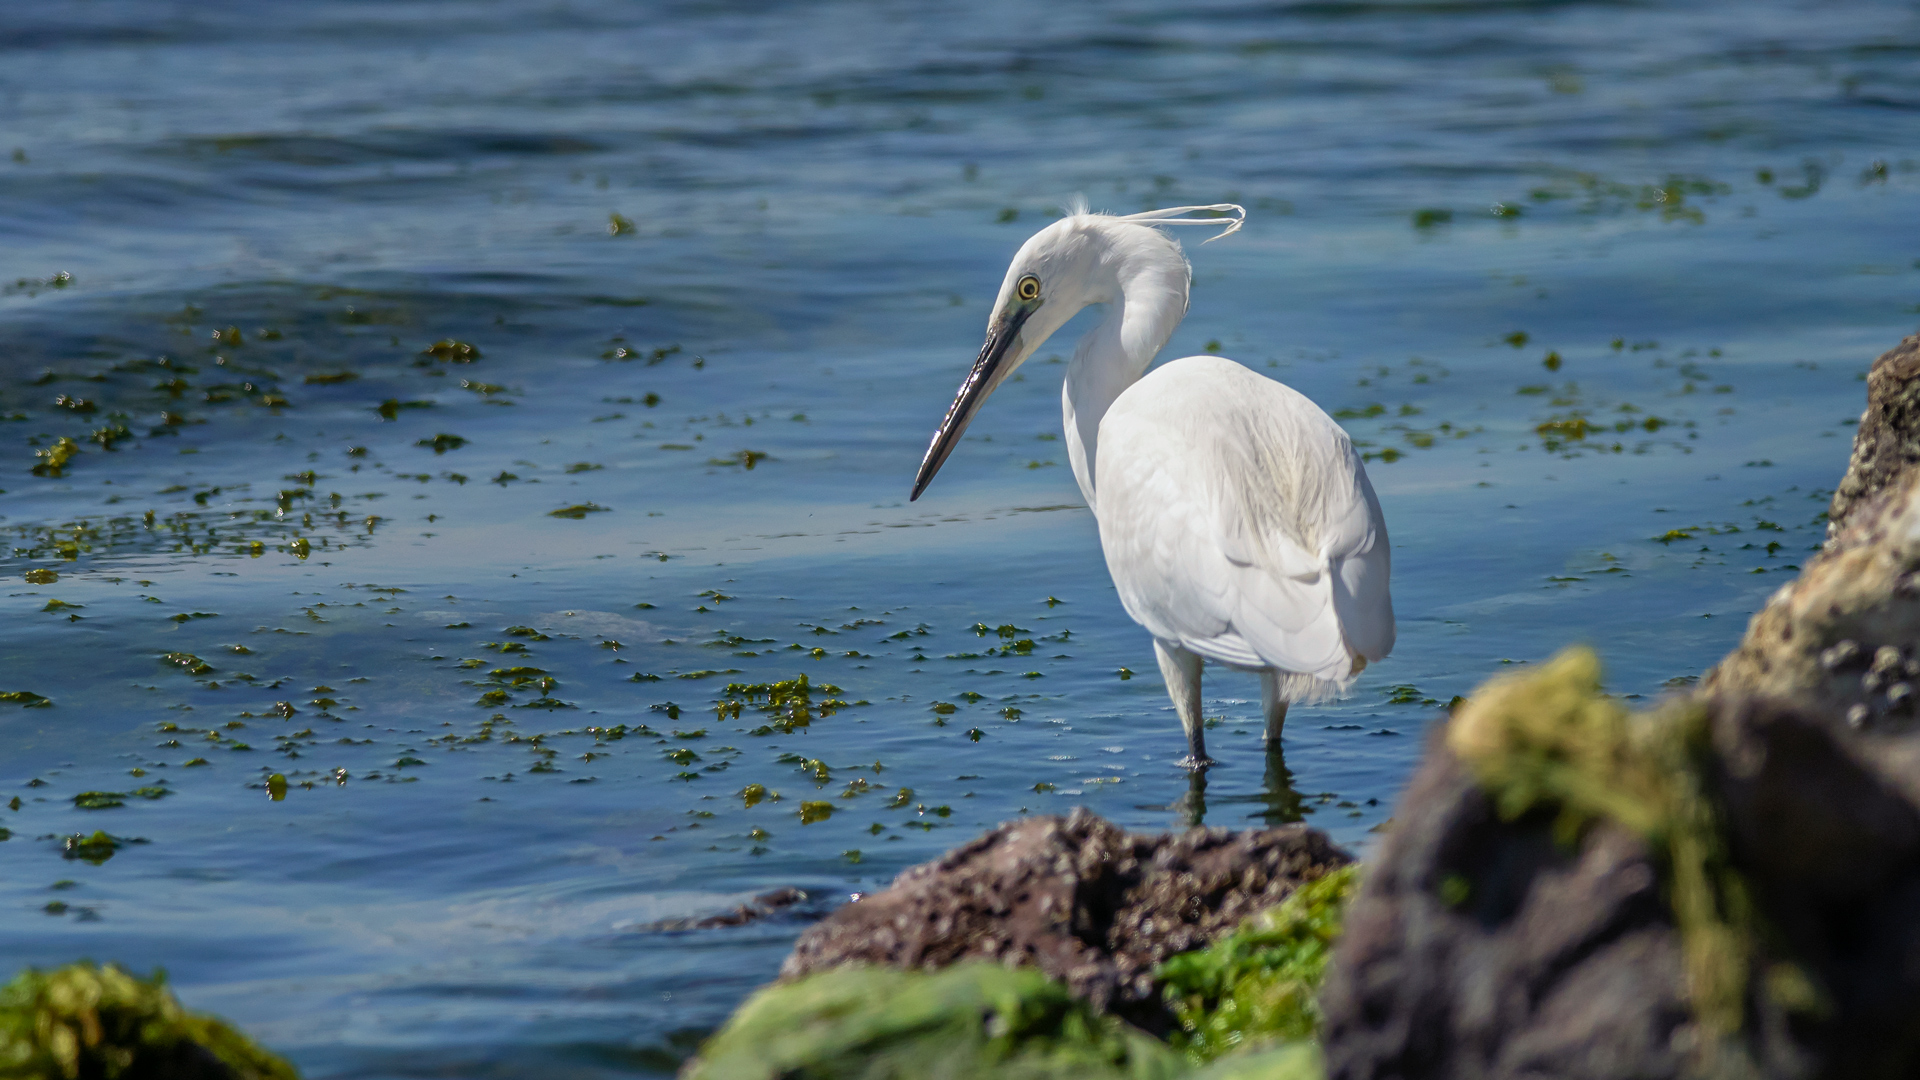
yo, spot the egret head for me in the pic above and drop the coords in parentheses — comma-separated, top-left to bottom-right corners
(910, 203, 1244, 500)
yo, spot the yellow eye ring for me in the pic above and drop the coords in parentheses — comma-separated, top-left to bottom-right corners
(1016, 275, 1041, 302)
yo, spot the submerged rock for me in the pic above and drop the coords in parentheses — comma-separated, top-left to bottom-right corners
(0, 962, 299, 1080)
(638, 887, 815, 932)
(780, 807, 1350, 1034)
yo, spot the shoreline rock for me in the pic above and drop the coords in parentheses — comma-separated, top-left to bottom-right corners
(1320, 332, 1920, 1080)
(780, 807, 1349, 1035)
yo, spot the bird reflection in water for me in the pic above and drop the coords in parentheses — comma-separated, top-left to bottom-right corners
(1165, 743, 1307, 830)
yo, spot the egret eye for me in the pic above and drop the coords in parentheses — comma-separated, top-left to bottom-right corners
(1016, 275, 1041, 302)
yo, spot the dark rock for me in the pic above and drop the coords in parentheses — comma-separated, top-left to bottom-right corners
(1318, 728, 1696, 1080)
(1319, 695, 1920, 1080)
(1701, 694, 1920, 1078)
(639, 886, 815, 932)
(779, 807, 1349, 1033)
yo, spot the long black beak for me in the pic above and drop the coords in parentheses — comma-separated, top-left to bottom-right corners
(910, 304, 1033, 500)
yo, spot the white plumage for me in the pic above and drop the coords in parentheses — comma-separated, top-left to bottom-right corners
(911, 203, 1394, 767)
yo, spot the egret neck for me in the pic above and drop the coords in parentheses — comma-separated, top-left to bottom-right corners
(1062, 249, 1188, 513)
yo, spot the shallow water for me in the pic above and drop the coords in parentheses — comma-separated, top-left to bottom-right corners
(1, 0, 1917, 1074)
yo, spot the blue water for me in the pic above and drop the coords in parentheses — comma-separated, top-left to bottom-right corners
(1, 1, 1917, 1074)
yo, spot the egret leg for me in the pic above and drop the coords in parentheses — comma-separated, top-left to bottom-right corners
(1155, 640, 1211, 769)
(1259, 671, 1289, 745)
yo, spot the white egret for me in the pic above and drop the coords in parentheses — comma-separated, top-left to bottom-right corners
(911, 202, 1394, 768)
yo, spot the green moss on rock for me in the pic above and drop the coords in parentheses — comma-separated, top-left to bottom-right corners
(683, 963, 1189, 1080)
(0, 962, 298, 1080)
(1156, 866, 1357, 1063)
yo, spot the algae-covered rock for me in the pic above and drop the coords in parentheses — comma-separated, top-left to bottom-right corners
(682, 962, 1189, 1080)
(781, 809, 1348, 1033)
(1156, 866, 1357, 1063)
(1448, 649, 1759, 1041)
(0, 962, 297, 1080)
(1321, 695, 1696, 1077)
(1320, 645, 1920, 1078)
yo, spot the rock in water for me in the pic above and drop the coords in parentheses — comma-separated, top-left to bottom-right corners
(1707, 337, 1920, 730)
(1319, 332, 1920, 1079)
(779, 807, 1349, 1033)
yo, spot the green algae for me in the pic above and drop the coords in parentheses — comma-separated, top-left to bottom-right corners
(31, 437, 80, 477)
(0, 691, 51, 707)
(1156, 866, 1357, 1063)
(416, 433, 467, 454)
(162, 652, 215, 676)
(374, 398, 432, 420)
(72, 792, 127, 810)
(709, 450, 770, 470)
(0, 962, 298, 1080)
(420, 340, 481, 363)
(548, 503, 609, 518)
(62, 832, 141, 864)
(716, 673, 851, 734)
(683, 963, 1188, 1080)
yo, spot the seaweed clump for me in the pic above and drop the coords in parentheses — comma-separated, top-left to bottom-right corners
(31, 437, 80, 478)
(716, 673, 849, 735)
(1156, 866, 1357, 1063)
(0, 962, 298, 1079)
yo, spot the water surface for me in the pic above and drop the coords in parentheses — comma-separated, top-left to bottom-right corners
(2, 1, 1918, 1075)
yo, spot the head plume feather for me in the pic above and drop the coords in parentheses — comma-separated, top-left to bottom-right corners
(1111, 203, 1246, 243)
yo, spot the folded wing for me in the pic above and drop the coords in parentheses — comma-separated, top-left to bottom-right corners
(1094, 356, 1394, 699)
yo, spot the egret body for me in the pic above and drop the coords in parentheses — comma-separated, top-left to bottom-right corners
(911, 204, 1394, 768)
